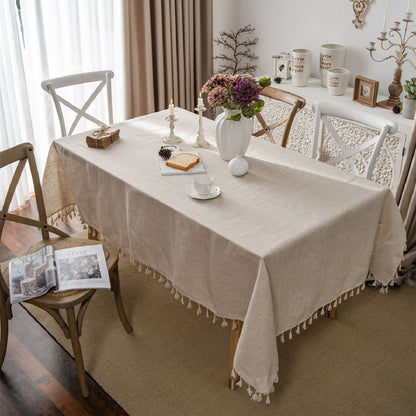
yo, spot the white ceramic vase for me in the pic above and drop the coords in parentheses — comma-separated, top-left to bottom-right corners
(214, 109, 253, 161)
(402, 97, 416, 120)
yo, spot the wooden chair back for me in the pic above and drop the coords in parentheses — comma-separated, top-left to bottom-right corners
(253, 86, 306, 147)
(0, 143, 69, 242)
(312, 102, 398, 180)
(41, 70, 114, 137)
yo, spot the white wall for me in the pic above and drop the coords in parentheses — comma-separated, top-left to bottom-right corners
(213, 0, 415, 97)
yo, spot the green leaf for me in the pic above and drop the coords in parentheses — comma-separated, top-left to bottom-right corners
(228, 113, 242, 121)
(259, 77, 271, 88)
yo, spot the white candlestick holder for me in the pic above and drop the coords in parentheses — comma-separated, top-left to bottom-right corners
(163, 115, 182, 144)
(192, 105, 209, 148)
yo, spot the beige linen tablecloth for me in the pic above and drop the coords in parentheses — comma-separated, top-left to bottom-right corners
(42, 108, 406, 401)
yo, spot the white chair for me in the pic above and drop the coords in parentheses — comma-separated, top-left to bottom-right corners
(41, 70, 114, 137)
(312, 102, 398, 181)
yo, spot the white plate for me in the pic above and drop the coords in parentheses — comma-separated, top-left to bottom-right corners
(188, 185, 221, 200)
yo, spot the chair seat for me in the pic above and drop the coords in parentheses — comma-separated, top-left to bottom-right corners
(1, 235, 118, 309)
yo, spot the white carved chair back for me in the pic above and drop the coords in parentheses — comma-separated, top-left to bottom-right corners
(312, 102, 399, 181)
(41, 70, 114, 137)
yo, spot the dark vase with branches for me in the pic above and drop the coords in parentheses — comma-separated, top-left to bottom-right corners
(214, 24, 258, 75)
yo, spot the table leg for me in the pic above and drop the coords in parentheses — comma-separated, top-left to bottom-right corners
(326, 300, 338, 319)
(229, 319, 243, 390)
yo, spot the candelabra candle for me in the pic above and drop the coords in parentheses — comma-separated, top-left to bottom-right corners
(163, 114, 182, 144)
(378, 32, 388, 41)
(192, 105, 209, 148)
(367, 11, 416, 109)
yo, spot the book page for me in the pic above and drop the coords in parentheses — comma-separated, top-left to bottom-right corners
(8, 245, 57, 304)
(54, 244, 111, 292)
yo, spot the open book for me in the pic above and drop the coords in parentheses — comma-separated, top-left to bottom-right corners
(9, 244, 111, 304)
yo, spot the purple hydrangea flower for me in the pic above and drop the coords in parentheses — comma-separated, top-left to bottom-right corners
(231, 78, 261, 106)
(207, 86, 228, 107)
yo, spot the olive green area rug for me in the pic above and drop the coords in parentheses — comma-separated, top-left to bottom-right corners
(26, 257, 416, 416)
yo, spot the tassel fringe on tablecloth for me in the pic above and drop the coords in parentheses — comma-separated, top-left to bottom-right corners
(48, 215, 399, 405)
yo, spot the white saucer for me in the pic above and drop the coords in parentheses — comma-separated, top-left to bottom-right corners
(188, 185, 221, 200)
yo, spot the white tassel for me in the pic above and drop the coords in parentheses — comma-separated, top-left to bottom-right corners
(343, 293, 348, 300)
(327, 304, 332, 311)
(206, 308, 209, 318)
(288, 329, 293, 340)
(371, 280, 378, 287)
(247, 386, 253, 396)
(232, 321, 237, 330)
(361, 283, 366, 290)
(212, 315, 217, 324)
(152, 270, 156, 279)
(338, 296, 342, 305)
(356, 287, 360, 295)
(164, 281, 171, 289)
(313, 311, 318, 319)
(181, 295, 185, 305)
(295, 325, 300, 334)
(158, 276, 165, 283)
(187, 300, 192, 309)
(333, 299, 338, 307)
(350, 290, 354, 297)
(308, 317, 313, 325)
(221, 318, 228, 327)
(236, 379, 243, 388)
(389, 280, 395, 287)
(145, 267, 151, 275)
(231, 368, 236, 378)
(197, 304, 202, 315)
(266, 395, 271, 405)
(321, 307, 325, 316)
(138, 263, 142, 272)
(280, 334, 285, 343)
(174, 291, 180, 300)
(302, 321, 307, 330)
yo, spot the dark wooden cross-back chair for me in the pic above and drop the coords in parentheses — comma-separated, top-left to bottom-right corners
(0, 142, 132, 397)
(253, 86, 306, 147)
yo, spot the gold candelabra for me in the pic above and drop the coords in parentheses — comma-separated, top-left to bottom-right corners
(367, 12, 416, 109)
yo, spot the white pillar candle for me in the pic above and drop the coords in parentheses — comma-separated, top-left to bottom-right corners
(198, 92, 203, 107)
(382, 0, 390, 32)
(169, 98, 174, 116)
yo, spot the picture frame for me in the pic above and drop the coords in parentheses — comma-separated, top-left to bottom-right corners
(353, 76, 379, 107)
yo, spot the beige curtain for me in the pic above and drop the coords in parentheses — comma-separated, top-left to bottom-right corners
(122, 0, 213, 119)
(396, 116, 416, 272)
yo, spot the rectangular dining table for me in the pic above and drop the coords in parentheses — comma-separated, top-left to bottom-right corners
(42, 108, 406, 402)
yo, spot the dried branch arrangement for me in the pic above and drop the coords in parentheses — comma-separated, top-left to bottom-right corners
(214, 24, 258, 75)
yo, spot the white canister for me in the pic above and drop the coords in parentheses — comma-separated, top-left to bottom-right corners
(320, 44, 346, 87)
(327, 68, 350, 96)
(273, 53, 291, 80)
(291, 49, 312, 87)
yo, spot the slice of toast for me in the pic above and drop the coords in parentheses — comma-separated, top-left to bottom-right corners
(166, 153, 200, 171)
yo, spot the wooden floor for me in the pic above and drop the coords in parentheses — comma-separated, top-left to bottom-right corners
(0, 199, 128, 415)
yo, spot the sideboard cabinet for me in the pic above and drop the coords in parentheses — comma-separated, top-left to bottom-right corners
(255, 77, 413, 195)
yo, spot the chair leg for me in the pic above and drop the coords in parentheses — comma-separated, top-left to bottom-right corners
(66, 307, 89, 397)
(0, 288, 10, 368)
(110, 262, 132, 334)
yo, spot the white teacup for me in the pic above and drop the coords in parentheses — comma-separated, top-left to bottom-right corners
(193, 174, 213, 196)
(327, 68, 350, 96)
